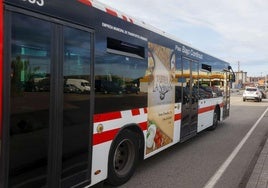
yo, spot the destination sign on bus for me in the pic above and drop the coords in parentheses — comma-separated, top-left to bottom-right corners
(175, 44, 203, 59)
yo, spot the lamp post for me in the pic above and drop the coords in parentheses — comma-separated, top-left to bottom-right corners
(265, 73, 267, 91)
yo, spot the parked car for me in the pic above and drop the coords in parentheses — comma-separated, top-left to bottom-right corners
(64, 84, 81, 93)
(243, 87, 262, 102)
(95, 80, 125, 94)
(199, 85, 214, 98)
(66, 78, 90, 93)
(124, 84, 140, 94)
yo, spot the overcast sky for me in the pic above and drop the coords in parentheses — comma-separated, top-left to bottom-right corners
(98, 0, 268, 77)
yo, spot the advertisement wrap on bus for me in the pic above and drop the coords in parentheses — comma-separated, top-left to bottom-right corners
(0, 0, 235, 187)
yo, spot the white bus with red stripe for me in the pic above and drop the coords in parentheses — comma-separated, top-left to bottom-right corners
(0, 0, 235, 187)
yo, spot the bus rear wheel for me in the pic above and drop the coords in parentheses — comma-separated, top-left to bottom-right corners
(106, 130, 139, 186)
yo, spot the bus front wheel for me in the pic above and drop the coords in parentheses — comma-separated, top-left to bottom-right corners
(208, 110, 219, 131)
(106, 129, 139, 186)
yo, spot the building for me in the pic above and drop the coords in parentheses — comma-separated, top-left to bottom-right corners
(233, 71, 247, 88)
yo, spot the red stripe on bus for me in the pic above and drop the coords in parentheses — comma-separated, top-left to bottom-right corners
(106, 8, 118, 17)
(0, 0, 3, 137)
(93, 122, 147, 145)
(139, 121, 147, 131)
(175, 113, 181, 121)
(93, 128, 119, 145)
(198, 105, 215, 114)
(144, 108, 148, 114)
(129, 18, 134, 23)
(131, 109, 140, 116)
(122, 15, 128, 21)
(94, 111, 122, 123)
(78, 0, 92, 6)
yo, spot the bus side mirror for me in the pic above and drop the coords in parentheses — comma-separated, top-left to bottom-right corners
(228, 66, 236, 82)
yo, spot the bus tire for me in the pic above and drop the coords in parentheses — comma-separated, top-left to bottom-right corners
(106, 129, 139, 186)
(208, 110, 219, 131)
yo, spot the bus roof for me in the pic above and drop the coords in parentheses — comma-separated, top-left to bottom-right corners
(4, 0, 229, 64)
(78, 0, 192, 47)
(77, 0, 229, 63)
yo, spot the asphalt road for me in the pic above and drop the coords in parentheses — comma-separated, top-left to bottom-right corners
(104, 93, 268, 188)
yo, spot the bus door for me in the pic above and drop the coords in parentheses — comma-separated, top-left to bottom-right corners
(180, 57, 199, 141)
(61, 25, 93, 187)
(5, 10, 93, 188)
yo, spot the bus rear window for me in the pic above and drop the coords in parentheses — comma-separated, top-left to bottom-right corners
(107, 37, 145, 59)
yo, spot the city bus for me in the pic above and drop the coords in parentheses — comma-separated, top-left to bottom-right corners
(0, 0, 235, 187)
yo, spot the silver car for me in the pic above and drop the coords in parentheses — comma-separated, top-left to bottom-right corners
(243, 87, 262, 102)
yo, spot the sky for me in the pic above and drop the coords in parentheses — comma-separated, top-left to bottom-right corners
(97, 0, 268, 77)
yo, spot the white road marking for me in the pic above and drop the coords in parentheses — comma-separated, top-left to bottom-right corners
(203, 106, 268, 188)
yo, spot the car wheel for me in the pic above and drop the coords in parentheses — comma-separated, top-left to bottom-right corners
(106, 130, 139, 186)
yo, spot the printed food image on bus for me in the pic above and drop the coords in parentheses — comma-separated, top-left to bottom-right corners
(147, 51, 155, 83)
(146, 42, 175, 154)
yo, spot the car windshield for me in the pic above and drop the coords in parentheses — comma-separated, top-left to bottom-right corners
(246, 88, 257, 91)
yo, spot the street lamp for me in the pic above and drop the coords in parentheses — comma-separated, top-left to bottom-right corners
(265, 73, 267, 91)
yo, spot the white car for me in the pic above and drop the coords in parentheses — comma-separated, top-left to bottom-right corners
(66, 78, 90, 93)
(243, 87, 262, 102)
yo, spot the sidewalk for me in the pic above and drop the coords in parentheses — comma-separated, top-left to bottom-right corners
(246, 138, 268, 188)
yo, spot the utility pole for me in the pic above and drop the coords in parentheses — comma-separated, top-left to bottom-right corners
(265, 73, 267, 91)
(237, 61, 241, 88)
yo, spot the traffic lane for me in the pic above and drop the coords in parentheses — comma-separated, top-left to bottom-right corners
(104, 97, 268, 188)
(212, 99, 268, 188)
(231, 94, 268, 107)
